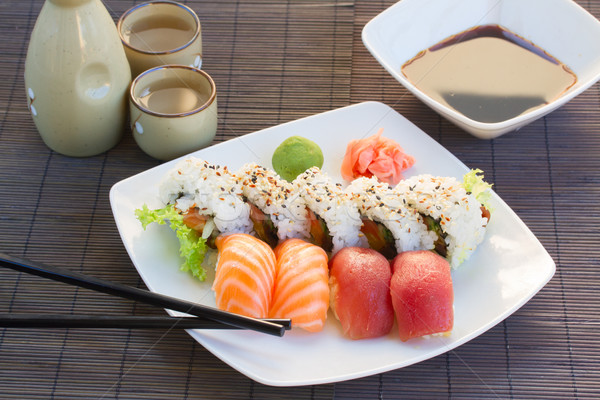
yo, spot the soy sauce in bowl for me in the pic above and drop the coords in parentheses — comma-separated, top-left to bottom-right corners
(401, 25, 577, 124)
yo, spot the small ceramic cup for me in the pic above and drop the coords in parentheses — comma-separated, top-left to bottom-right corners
(118, 1, 202, 78)
(129, 65, 218, 161)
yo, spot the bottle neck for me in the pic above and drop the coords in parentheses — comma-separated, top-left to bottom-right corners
(48, 0, 94, 7)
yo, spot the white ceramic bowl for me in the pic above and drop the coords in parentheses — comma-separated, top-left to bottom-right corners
(362, 0, 600, 139)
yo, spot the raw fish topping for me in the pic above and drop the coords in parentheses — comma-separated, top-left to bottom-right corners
(270, 239, 329, 332)
(391, 251, 454, 341)
(213, 233, 276, 319)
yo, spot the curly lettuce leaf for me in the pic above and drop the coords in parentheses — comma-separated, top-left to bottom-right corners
(463, 169, 493, 211)
(135, 204, 208, 281)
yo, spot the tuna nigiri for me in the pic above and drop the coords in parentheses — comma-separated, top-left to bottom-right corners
(329, 247, 394, 339)
(212, 233, 276, 319)
(270, 239, 329, 332)
(390, 250, 454, 341)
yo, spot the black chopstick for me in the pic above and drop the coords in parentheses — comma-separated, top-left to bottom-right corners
(0, 314, 291, 330)
(0, 252, 290, 336)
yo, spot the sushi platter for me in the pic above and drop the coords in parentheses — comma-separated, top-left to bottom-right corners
(110, 101, 555, 386)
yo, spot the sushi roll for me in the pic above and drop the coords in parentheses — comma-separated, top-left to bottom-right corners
(394, 171, 492, 268)
(236, 163, 310, 247)
(346, 176, 436, 259)
(158, 157, 253, 245)
(293, 167, 367, 254)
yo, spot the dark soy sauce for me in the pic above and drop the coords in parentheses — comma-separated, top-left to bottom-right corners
(401, 25, 577, 123)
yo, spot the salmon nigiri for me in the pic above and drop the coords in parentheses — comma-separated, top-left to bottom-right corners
(269, 239, 329, 332)
(212, 233, 276, 318)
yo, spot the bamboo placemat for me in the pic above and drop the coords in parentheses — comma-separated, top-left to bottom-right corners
(1, 0, 599, 398)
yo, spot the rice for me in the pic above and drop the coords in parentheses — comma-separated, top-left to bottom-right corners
(293, 167, 367, 254)
(155, 158, 487, 267)
(158, 157, 253, 235)
(394, 174, 488, 268)
(236, 163, 310, 241)
(346, 176, 436, 253)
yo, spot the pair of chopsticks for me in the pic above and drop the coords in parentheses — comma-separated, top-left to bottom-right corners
(0, 252, 290, 336)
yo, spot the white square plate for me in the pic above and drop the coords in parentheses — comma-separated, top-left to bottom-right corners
(362, 0, 600, 139)
(110, 101, 555, 386)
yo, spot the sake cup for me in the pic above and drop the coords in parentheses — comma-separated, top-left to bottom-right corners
(118, 1, 202, 78)
(129, 65, 218, 161)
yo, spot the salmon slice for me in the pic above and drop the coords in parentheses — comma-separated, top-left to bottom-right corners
(212, 233, 276, 319)
(269, 239, 329, 332)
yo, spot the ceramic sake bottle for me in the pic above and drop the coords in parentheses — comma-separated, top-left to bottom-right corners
(24, 0, 131, 157)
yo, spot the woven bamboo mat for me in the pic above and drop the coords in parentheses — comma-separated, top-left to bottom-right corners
(1, 0, 599, 398)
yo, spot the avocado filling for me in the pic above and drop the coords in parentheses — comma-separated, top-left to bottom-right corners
(247, 202, 279, 248)
(422, 215, 448, 257)
(360, 218, 396, 259)
(307, 209, 333, 252)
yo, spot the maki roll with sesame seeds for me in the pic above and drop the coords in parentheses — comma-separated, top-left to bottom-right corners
(158, 157, 253, 246)
(346, 176, 436, 259)
(293, 167, 367, 254)
(236, 163, 311, 247)
(393, 170, 492, 269)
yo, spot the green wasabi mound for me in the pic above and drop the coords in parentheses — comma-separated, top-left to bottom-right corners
(272, 136, 324, 181)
